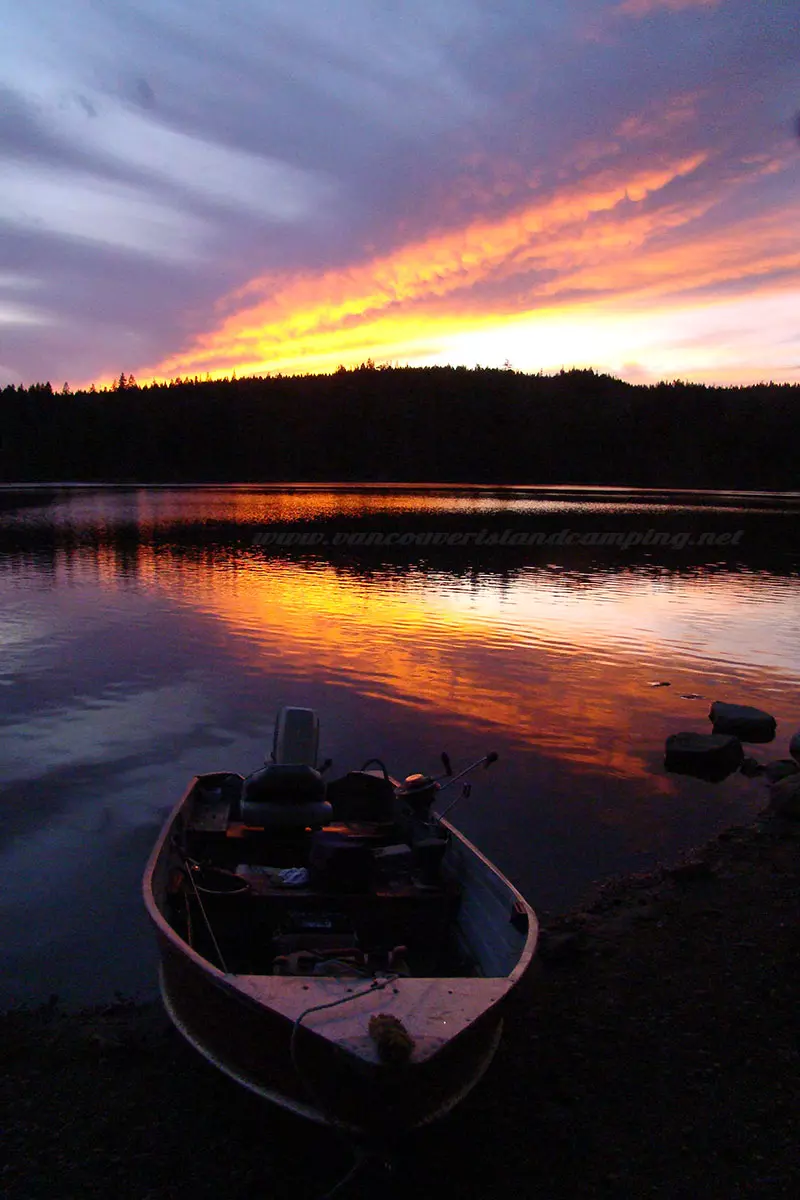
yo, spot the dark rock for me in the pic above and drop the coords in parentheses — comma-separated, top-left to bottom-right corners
(665, 732, 744, 781)
(709, 701, 776, 743)
(538, 931, 586, 964)
(763, 759, 800, 784)
(790, 731, 800, 764)
(668, 858, 714, 882)
(769, 775, 800, 819)
(740, 757, 764, 778)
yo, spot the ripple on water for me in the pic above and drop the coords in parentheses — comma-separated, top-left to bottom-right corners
(1, 487, 800, 1005)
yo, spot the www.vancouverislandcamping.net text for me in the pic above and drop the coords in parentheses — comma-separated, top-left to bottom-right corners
(251, 529, 744, 550)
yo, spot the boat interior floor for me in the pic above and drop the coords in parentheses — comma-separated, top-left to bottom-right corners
(167, 820, 475, 980)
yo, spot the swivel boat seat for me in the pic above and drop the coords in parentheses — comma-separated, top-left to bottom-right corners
(239, 707, 332, 830)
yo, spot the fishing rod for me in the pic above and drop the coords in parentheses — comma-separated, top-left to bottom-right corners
(396, 750, 498, 820)
(434, 751, 498, 821)
(436, 750, 497, 793)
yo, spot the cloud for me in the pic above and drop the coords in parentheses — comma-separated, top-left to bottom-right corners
(613, 0, 720, 16)
(148, 135, 800, 380)
(0, 161, 210, 262)
(0, 302, 51, 330)
(1, 0, 799, 387)
(42, 93, 335, 222)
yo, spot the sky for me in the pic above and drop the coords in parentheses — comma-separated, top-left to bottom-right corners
(1, 0, 798, 389)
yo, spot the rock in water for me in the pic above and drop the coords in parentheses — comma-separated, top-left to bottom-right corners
(763, 759, 800, 784)
(789, 731, 800, 764)
(709, 701, 776, 743)
(665, 732, 744, 781)
(769, 774, 800, 819)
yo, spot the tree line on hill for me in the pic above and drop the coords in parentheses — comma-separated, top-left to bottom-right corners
(1, 365, 797, 488)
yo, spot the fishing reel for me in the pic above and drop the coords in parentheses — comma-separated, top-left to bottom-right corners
(398, 750, 498, 818)
(398, 770, 442, 815)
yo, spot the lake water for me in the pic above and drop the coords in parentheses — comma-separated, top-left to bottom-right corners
(2, 485, 800, 1007)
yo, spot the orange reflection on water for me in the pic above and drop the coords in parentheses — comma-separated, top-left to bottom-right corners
(110, 548, 799, 788)
(125, 487, 525, 525)
(84, 486, 654, 531)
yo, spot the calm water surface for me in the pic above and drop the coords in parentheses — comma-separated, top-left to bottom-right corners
(2, 485, 800, 1006)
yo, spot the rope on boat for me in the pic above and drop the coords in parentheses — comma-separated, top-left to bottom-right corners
(317, 1145, 372, 1200)
(290, 975, 399, 1165)
(174, 828, 400, 1196)
(289, 972, 399, 1081)
(290, 975, 399, 1200)
(184, 886, 194, 950)
(183, 859, 229, 974)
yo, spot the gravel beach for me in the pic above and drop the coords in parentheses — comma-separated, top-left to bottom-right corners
(3, 812, 799, 1200)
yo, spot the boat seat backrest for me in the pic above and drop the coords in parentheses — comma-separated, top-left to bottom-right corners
(240, 765, 329, 828)
(239, 798, 333, 830)
(243, 764, 325, 806)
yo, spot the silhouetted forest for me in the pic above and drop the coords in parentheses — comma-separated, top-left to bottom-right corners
(1, 366, 798, 487)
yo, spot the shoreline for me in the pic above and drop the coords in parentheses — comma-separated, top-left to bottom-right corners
(3, 810, 799, 1198)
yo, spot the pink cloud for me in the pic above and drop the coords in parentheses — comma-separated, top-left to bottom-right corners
(614, 0, 721, 16)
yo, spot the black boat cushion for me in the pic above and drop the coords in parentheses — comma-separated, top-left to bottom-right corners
(239, 798, 333, 830)
(243, 764, 325, 806)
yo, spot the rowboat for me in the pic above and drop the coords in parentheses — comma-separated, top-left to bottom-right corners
(143, 708, 537, 1141)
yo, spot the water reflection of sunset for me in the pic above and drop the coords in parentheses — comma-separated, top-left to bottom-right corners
(16, 486, 799, 537)
(5, 485, 800, 1006)
(100, 545, 800, 788)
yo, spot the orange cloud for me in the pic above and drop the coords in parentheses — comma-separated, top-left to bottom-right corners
(140, 111, 798, 386)
(149, 151, 710, 380)
(549, 205, 800, 302)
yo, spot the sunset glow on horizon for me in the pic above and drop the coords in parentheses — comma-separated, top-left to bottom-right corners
(2, 0, 798, 390)
(147, 141, 799, 387)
